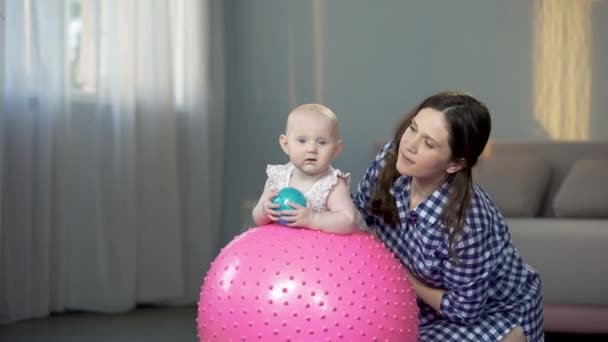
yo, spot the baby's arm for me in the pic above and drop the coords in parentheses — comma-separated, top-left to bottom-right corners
(251, 182, 280, 226)
(312, 178, 359, 234)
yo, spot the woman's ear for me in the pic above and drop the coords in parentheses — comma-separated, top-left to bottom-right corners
(279, 134, 289, 155)
(446, 158, 467, 174)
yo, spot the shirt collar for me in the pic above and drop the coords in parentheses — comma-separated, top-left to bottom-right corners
(390, 175, 452, 229)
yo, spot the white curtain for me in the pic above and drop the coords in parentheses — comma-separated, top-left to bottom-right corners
(0, 0, 224, 323)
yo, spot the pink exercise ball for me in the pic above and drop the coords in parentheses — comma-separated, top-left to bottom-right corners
(197, 224, 419, 341)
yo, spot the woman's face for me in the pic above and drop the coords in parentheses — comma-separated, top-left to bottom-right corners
(396, 107, 464, 183)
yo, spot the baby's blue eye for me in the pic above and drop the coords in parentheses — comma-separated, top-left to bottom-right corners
(318, 140, 327, 146)
(297, 138, 306, 144)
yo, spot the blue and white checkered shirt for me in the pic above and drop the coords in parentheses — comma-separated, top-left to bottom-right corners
(353, 141, 544, 342)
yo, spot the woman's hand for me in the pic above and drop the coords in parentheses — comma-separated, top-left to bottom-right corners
(405, 268, 422, 288)
(405, 268, 446, 313)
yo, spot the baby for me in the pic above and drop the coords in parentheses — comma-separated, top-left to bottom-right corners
(252, 104, 358, 234)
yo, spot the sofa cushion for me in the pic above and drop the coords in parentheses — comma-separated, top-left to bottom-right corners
(473, 156, 552, 217)
(553, 159, 608, 218)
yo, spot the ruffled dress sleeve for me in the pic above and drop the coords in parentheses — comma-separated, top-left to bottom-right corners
(306, 166, 350, 213)
(265, 163, 292, 192)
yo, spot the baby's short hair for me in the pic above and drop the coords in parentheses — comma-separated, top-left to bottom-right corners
(286, 104, 340, 138)
(289, 103, 338, 123)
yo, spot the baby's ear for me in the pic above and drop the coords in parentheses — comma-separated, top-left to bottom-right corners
(334, 140, 343, 157)
(279, 134, 289, 155)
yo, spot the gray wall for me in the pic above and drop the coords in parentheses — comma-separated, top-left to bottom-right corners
(591, 2, 608, 137)
(1, 0, 3, 102)
(221, 0, 608, 243)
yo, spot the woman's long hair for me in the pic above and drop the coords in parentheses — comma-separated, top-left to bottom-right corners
(370, 91, 491, 257)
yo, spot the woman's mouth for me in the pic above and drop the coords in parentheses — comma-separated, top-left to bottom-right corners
(401, 153, 415, 164)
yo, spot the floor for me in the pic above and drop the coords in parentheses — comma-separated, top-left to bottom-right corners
(0, 305, 606, 341)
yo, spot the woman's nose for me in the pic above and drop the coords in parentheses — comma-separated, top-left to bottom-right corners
(403, 139, 417, 153)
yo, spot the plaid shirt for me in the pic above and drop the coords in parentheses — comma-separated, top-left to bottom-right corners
(353, 142, 544, 342)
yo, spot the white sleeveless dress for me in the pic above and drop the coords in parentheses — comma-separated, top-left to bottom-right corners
(265, 163, 350, 213)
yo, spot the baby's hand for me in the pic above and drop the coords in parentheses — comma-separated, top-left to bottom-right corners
(279, 202, 315, 229)
(262, 190, 281, 222)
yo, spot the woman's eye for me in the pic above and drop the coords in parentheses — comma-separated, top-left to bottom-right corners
(425, 140, 434, 148)
(409, 125, 417, 132)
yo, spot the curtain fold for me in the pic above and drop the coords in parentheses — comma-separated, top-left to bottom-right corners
(1, 0, 223, 323)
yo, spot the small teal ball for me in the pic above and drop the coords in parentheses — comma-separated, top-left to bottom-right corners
(272, 187, 307, 225)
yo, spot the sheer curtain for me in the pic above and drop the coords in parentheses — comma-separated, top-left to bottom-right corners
(0, 0, 224, 323)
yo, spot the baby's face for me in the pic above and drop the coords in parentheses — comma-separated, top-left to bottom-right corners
(283, 111, 341, 177)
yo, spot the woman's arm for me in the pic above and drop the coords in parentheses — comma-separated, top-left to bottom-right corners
(417, 227, 493, 325)
(352, 141, 394, 228)
(407, 272, 445, 312)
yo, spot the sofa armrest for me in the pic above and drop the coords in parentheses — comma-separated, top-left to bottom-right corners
(507, 218, 608, 305)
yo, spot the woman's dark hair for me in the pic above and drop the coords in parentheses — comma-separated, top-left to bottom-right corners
(370, 91, 491, 257)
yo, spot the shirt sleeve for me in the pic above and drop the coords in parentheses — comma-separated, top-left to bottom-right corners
(352, 141, 394, 231)
(438, 222, 495, 325)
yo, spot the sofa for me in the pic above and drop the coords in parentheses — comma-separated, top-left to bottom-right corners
(473, 140, 608, 334)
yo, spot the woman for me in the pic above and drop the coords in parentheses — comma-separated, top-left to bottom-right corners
(353, 91, 543, 341)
